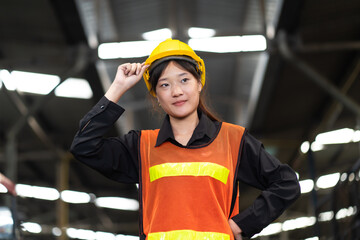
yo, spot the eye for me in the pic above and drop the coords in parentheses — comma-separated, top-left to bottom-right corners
(159, 83, 169, 88)
(181, 78, 189, 83)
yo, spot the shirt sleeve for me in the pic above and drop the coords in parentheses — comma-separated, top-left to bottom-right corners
(231, 132, 301, 238)
(70, 96, 140, 184)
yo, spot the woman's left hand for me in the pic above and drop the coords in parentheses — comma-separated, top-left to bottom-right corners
(228, 219, 243, 240)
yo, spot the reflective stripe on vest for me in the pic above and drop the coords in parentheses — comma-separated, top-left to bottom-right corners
(149, 162, 230, 184)
(148, 229, 230, 240)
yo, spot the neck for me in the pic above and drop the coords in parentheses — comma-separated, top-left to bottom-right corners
(169, 111, 199, 145)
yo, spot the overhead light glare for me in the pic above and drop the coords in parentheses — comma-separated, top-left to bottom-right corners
(316, 172, 340, 189)
(60, 190, 91, 204)
(300, 141, 310, 153)
(142, 28, 172, 41)
(188, 27, 216, 39)
(318, 211, 334, 222)
(55, 78, 93, 99)
(0, 184, 8, 193)
(257, 222, 282, 236)
(16, 184, 59, 201)
(282, 216, 316, 231)
(11, 71, 60, 95)
(95, 197, 139, 211)
(299, 179, 314, 194)
(0, 69, 15, 90)
(21, 222, 42, 234)
(188, 35, 266, 53)
(315, 128, 354, 144)
(98, 40, 161, 59)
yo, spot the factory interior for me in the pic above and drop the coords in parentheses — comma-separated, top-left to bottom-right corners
(0, 0, 360, 239)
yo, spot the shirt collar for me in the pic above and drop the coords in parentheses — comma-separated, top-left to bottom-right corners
(155, 110, 218, 147)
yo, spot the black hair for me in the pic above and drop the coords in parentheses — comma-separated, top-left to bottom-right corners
(148, 59, 220, 122)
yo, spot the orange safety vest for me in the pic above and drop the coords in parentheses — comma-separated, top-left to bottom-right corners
(139, 122, 245, 240)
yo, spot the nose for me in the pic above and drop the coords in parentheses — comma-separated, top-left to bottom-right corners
(171, 83, 183, 97)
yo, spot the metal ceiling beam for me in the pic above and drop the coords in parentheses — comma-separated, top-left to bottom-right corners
(278, 31, 360, 118)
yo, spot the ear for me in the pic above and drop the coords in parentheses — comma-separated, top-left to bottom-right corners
(197, 81, 202, 92)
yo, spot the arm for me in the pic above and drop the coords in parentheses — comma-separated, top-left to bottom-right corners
(231, 132, 301, 238)
(70, 63, 149, 183)
(0, 172, 17, 196)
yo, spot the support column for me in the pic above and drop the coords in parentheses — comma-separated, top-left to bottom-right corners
(56, 152, 71, 240)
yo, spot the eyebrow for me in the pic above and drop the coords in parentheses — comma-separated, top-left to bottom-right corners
(158, 72, 189, 82)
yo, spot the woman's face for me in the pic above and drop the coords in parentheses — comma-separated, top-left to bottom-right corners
(155, 61, 202, 120)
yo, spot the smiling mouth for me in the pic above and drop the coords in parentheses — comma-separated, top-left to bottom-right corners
(173, 100, 186, 106)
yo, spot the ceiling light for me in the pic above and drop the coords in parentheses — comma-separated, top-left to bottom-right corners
(60, 190, 91, 204)
(300, 141, 310, 153)
(142, 28, 172, 41)
(96, 231, 116, 240)
(299, 179, 314, 194)
(282, 216, 316, 231)
(188, 27, 216, 39)
(21, 222, 42, 234)
(310, 141, 324, 152)
(55, 78, 93, 99)
(16, 184, 60, 201)
(315, 128, 354, 144)
(0, 69, 15, 90)
(0, 184, 8, 193)
(188, 35, 266, 53)
(116, 234, 139, 240)
(11, 71, 60, 95)
(257, 222, 282, 236)
(66, 228, 95, 240)
(353, 130, 360, 142)
(318, 211, 334, 222)
(98, 40, 161, 59)
(316, 172, 340, 189)
(95, 197, 139, 211)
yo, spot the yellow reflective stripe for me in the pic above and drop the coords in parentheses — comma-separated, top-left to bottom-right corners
(148, 229, 230, 240)
(149, 162, 229, 184)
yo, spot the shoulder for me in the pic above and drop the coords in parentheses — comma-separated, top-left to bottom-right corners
(221, 122, 246, 134)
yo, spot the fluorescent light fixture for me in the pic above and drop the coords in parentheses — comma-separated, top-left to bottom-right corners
(299, 179, 314, 194)
(21, 222, 42, 234)
(66, 228, 95, 240)
(116, 234, 139, 240)
(282, 216, 316, 231)
(98, 40, 161, 59)
(340, 172, 348, 182)
(305, 237, 319, 240)
(315, 128, 354, 144)
(142, 28, 172, 41)
(353, 130, 360, 142)
(55, 78, 93, 99)
(52, 227, 62, 237)
(310, 141, 324, 152)
(96, 231, 116, 240)
(11, 71, 60, 95)
(0, 184, 8, 193)
(95, 197, 139, 211)
(316, 172, 340, 189)
(16, 184, 60, 201)
(318, 211, 334, 222)
(0, 69, 15, 90)
(188, 35, 266, 53)
(188, 27, 216, 39)
(257, 222, 282, 236)
(336, 206, 357, 220)
(60, 190, 91, 204)
(300, 141, 310, 153)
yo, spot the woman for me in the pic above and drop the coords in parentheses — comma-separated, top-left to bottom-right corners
(70, 39, 300, 240)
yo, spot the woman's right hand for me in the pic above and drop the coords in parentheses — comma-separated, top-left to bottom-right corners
(105, 62, 149, 103)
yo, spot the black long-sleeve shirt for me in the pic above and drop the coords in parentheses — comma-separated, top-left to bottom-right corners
(70, 96, 301, 238)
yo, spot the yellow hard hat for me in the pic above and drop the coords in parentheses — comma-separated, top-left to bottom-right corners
(143, 38, 205, 96)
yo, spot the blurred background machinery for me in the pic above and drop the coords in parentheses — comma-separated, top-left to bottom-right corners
(0, 0, 360, 239)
